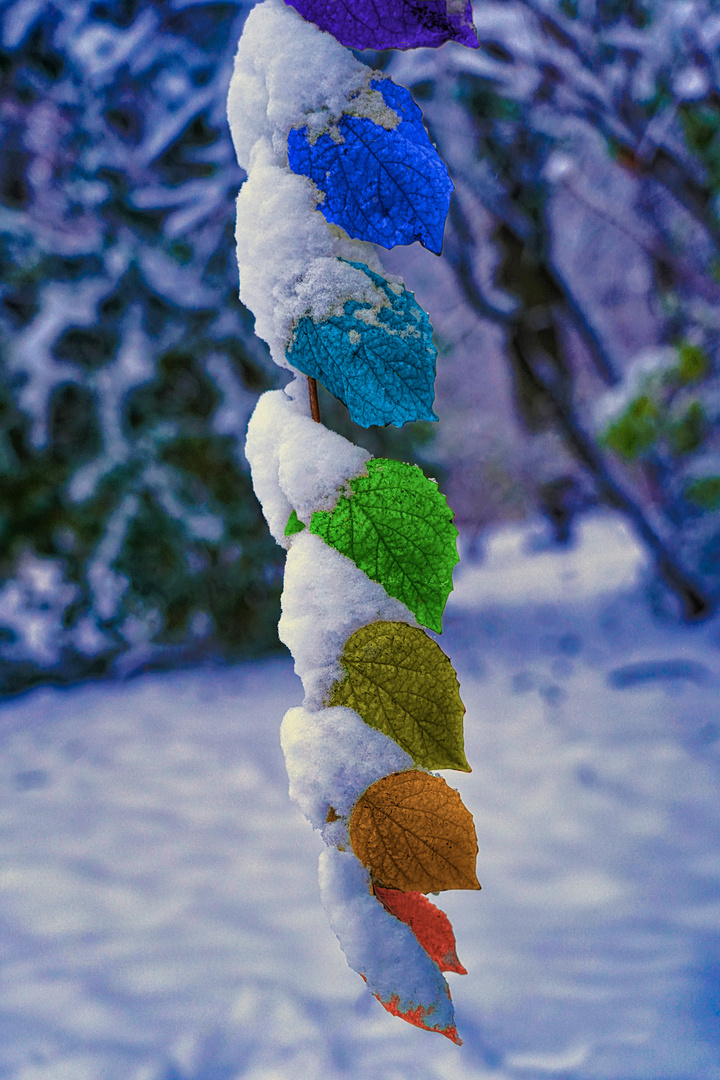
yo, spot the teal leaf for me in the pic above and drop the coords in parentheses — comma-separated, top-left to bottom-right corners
(287, 261, 438, 429)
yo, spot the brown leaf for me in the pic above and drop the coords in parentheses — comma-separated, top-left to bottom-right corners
(349, 771, 480, 893)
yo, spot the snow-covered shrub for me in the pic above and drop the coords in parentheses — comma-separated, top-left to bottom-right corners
(0, 0, 282, 689)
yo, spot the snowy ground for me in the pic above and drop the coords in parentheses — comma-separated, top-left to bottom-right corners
(1, 512, 720, 1080)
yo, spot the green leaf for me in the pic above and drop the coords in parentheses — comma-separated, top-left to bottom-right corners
(668, 400, 705, 456)
(329, 621, 469, 771)
(309, 458, 458, 633)
(675, 343, 708, 385)
(601, 395, 660, 462)
(685, 475, 720, 511)
(285, 509, 306, 537)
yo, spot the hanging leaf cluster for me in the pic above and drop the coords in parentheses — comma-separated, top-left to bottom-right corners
(281, 448, 478, 1041)
(230, 0, 481, 1044)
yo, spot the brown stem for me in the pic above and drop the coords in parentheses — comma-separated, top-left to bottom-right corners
(308, 376, 321, 423)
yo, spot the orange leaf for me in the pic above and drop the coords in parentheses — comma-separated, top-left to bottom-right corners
(374, 886, 468, 974)
(349, 770, 480, 893)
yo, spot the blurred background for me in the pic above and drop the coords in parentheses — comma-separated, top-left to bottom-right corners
(2, 4, 720, 1079)
(1, 0, 719, 695)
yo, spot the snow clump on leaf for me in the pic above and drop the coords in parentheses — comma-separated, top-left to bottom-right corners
(227, 0, 398, 170)
(244, 388, 370, 545)
(280, 704, 414, 847)
(227, 0, 402, 367)
(319, 848, 460, 1042)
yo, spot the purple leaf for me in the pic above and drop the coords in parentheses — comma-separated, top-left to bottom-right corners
(284, 0, 479, 51)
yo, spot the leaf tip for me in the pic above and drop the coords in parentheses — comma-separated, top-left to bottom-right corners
(373, 993, 462, 1044)
(441, 951, 468, 976)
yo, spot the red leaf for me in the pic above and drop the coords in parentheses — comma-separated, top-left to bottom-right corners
(374, 886, 468, 975)
(358, 973, 461, 1042)
(373, 992, 462, 1045)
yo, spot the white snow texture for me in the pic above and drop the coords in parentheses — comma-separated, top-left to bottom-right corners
(232, 5, 451, 1034)
(319, 848, 456, 1031)
(281, 705, 414, 845)
(226, 0, 397, 367)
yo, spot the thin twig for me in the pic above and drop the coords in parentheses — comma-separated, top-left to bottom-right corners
(308, 376, 321, 423)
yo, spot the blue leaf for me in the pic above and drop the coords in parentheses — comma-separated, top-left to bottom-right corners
(287, 260, 438, 428)
(287, 79, 453, 255)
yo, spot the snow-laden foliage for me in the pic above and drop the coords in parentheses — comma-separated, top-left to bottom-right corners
(232, 1, 479, 1040)
(595, 342, 720, 604)
(0, 0, 284, 690)
(386, 0, 720, 614)
(0, 0, 437, 691)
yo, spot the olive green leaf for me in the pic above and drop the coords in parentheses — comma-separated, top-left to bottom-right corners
(685, 475, 720, 510)
(329, 621, 469, 771)
(675, 342, 708, 384)
(309, 458, 458, 633)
